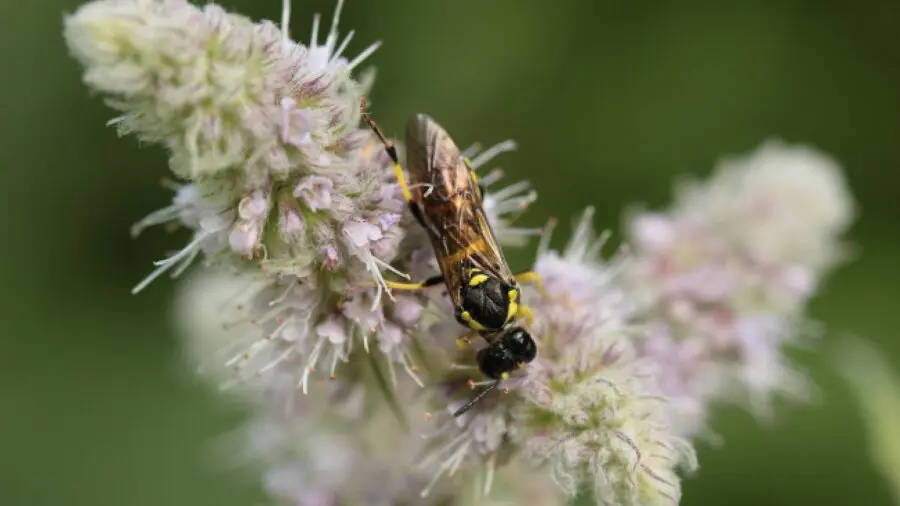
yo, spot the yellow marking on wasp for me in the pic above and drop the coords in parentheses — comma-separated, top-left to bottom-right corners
(468, 267, 481, 276)
(445, 237, 489, 265)
(514, 271, 546, 297)
(504, 289, 520, 324)
(459, 311, 487, 331)
(500, 372, 510, 380)
(468, 273, 489, 287)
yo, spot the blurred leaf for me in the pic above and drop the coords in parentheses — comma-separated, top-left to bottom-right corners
(835, 339, 900, 505)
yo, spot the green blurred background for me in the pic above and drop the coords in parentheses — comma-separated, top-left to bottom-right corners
(2, 0, 899, 504)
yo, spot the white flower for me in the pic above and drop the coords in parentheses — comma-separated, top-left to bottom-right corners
(65, 0, 394, 293)
(623, 140, 855, 433)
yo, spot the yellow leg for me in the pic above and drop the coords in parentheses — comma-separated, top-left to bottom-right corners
(384, 280, 429, 291)
(456, 330, 478, 349)
(392, 162, 413, 202)
(361, 98, 413, 203)
(514, 271, 547, 297)
(342, 275, 444, 302)
(518, 305, 534, 327)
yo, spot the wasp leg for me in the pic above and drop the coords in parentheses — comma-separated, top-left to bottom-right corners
(514, 271, 547, 297)
(408, 201, 428, 229)
(342, 275, 444, 304)
(383, 275, 444, 291)
(361, 99, 413, 203)
(456, 330, 479, 350)
(374, 274, 445, 292)
(517, 305, 535, 327)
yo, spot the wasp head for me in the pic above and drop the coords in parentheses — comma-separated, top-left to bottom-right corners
(476, 327, 537, 380)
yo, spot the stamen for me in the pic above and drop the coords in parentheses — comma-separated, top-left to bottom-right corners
(171, 245, 201, 278)
(497, 227, 543, 237)
(537, 217, 558, 257)
(256, 346, 294, 375)
(386, 355, 398, 386)
(325, 0, 345, 53)
(470, 140, 517, 169)
(446, 442, 470, 477)
(309, 13, 320, 48)
(586, 229, 613, 260)
(460, 142, 483, 159)
(347, 41, 382, 71)
(299, 335, 327, 394)
(280, 0, 291, 48)
(489, 180, 532, 202)
(492, 191, 538, 214)
(225, 338, 269, 368)
(420, 441, 471, 497)
(479, 168, 504, 187)
(267, 283, 295, 307)
(329, 347, 341, 378)
(130, 204, 183, 237)
(401, 352, 424, 387)
(418, 430, 469, 469)
(132, 230, 211, 293)
(567, 206, 596, 259)
(332, 30, 354, 61)
(483, 453, 497, 495)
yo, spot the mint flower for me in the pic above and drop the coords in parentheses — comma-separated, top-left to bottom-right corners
(65, 0, 389, 292)
(624, 140, 855, 435)
(67, 1, 861, 505)
(424, 209, 696, 506)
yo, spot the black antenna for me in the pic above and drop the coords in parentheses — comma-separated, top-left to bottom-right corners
(452, 380, 501, 418)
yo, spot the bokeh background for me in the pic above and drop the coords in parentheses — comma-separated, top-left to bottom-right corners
(3, 0, 899, 504)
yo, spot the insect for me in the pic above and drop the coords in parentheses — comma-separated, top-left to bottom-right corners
(360, 100, 544, 417)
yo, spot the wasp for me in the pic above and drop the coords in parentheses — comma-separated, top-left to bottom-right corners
(360, 101, 544, 417)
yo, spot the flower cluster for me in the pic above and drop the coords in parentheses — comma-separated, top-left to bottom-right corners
(623, 140, 855, 436)
(421, 209, 696, 506)
(65, 1, 857, 505)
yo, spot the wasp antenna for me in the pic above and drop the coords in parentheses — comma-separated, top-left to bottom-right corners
(452, 380, 501, 418)
(360, 97, 394, 150)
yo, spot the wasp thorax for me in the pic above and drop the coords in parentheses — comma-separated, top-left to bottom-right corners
(459, 275, 512, 330)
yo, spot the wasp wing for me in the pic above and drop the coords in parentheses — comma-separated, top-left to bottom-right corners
(404, 115, 515, 309)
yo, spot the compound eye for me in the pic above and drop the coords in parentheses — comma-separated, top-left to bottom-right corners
(476, 346, 516, 380)
(504, 327, 537, 364)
